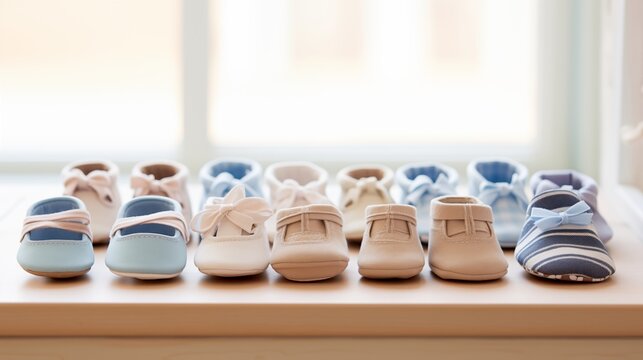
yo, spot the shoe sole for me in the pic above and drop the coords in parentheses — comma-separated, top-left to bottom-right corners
(272, 260, 348, 282)
(23, 267, 90, 278)
(197, 267, 267, 277)
(110, 270, 181, 280)
(431, 265, 507, 281)
(358, 266, 424, 279)
(523, 266, 610, 282)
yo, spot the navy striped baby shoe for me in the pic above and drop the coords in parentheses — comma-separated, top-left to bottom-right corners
(515, 189, 615, 282)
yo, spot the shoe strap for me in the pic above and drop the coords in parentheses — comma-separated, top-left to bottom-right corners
(21, 209, 92, 241)
(63, 168, 114, 206)
(110, 211, 189, 242)
(276, 206, 342, 232)
(367, 208, 417, 230)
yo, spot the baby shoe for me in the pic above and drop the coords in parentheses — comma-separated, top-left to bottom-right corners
(467, 158, 529, 248)
(357, 204, 425, 279)
(199, 158, 264, 209)
(428, 196, 508, 281)
(17, 196, 94, 278)
(530, 170, 613, 243)
(515, 188, 615, 282)
(62, 161, 121, 243)
(105, 196, 189, 280)
(337, 164, 394, 242)
(191, 184, 273, 277)
(131, 160, 193, 222)
(395, 163, 458, 242)
(270, 204, 349, 282)
(264, 161, 331, 239)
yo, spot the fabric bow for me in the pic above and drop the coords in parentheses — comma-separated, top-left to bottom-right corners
(131, 173, 185, 207)
(63, 168, 114, 206)
(478, 174, 529, 210)
(404, 174, 453, 205)
(342, 176, 390, 208)
(208, 172, 258, 198)
(274, 179, 328, 209)
(529, 201, 593, 231)
(192, 184, 272, 236)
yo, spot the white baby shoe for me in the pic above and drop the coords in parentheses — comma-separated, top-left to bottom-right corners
(62, 161, 121, 243)
(337, 164, 394, 241)
(191, 184, 273, 277)
(131, 160, 193, 223)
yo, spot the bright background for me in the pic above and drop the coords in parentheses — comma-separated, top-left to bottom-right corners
(0, 0, 602, 177)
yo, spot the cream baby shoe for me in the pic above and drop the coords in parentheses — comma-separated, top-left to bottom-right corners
(428, 196, 508, 281)
(357, 204, 425, 279)
(62, 161, 121, 243)
(131, 160, 193, 222)
(191, 184, 273, 277)
(337, 164, 394, 242)
(270, 204, 349, 282)
(264, 161, 331, 240)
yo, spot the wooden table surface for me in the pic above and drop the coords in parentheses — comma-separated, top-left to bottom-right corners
(1, 178, 642, 337)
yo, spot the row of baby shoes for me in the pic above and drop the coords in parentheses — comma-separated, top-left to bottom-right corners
(356, 199, 508, 281)
(60, 160, 192, 244)
(515, 170, 615, 282)
(17, 160, 193, 279)
(192, 184, 348, 282)
(16, 194, 190, 279)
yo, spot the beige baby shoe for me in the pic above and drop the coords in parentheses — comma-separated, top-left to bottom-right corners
(264, 161, 331, 240)
(62, 161, 121, 243)
(270, 204, 349, 282)
(191, 184, 273, 277)
(337, 164, 394, 241)
(131, 160, 193, 222)
(357, 204, 425, 279)
(428, 196, 508, 281)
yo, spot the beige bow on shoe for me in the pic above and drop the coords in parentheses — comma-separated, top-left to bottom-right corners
(131, 173, 186, 207)
(63, 168, 114, 206)
(340, 176, 391, 209)
(274, 179, 329, 210)
(192, 184, 272, 236)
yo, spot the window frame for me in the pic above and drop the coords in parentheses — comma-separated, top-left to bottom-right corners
(0, 0, 598, 176)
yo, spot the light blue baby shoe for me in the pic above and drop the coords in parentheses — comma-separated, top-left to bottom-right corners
(395, 163, 458, 242)
(468, 158, 529, 248)
(17, 196, 94, 278)
(199, 158, 263, 209)
(105, 196, 189, 280)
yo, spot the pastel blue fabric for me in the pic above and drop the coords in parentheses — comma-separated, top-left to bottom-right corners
(395, 163, 458, 242)
(199, 158, 263, 209)
(468, 159, 529, 248)
(515, 189, 615, 282)
(105, 196, 187, 277)
(530, 169, 613, 243)
(17, 196, 94, 273)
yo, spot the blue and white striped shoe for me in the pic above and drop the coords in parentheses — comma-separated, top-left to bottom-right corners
(515, 189, 615, 282)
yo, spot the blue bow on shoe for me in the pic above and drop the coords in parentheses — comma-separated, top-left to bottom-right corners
(404, 174, 453, 206)
(478, 174, 529, 210)
(529, 201, 593, 231)
(208, 173, 259, 199)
